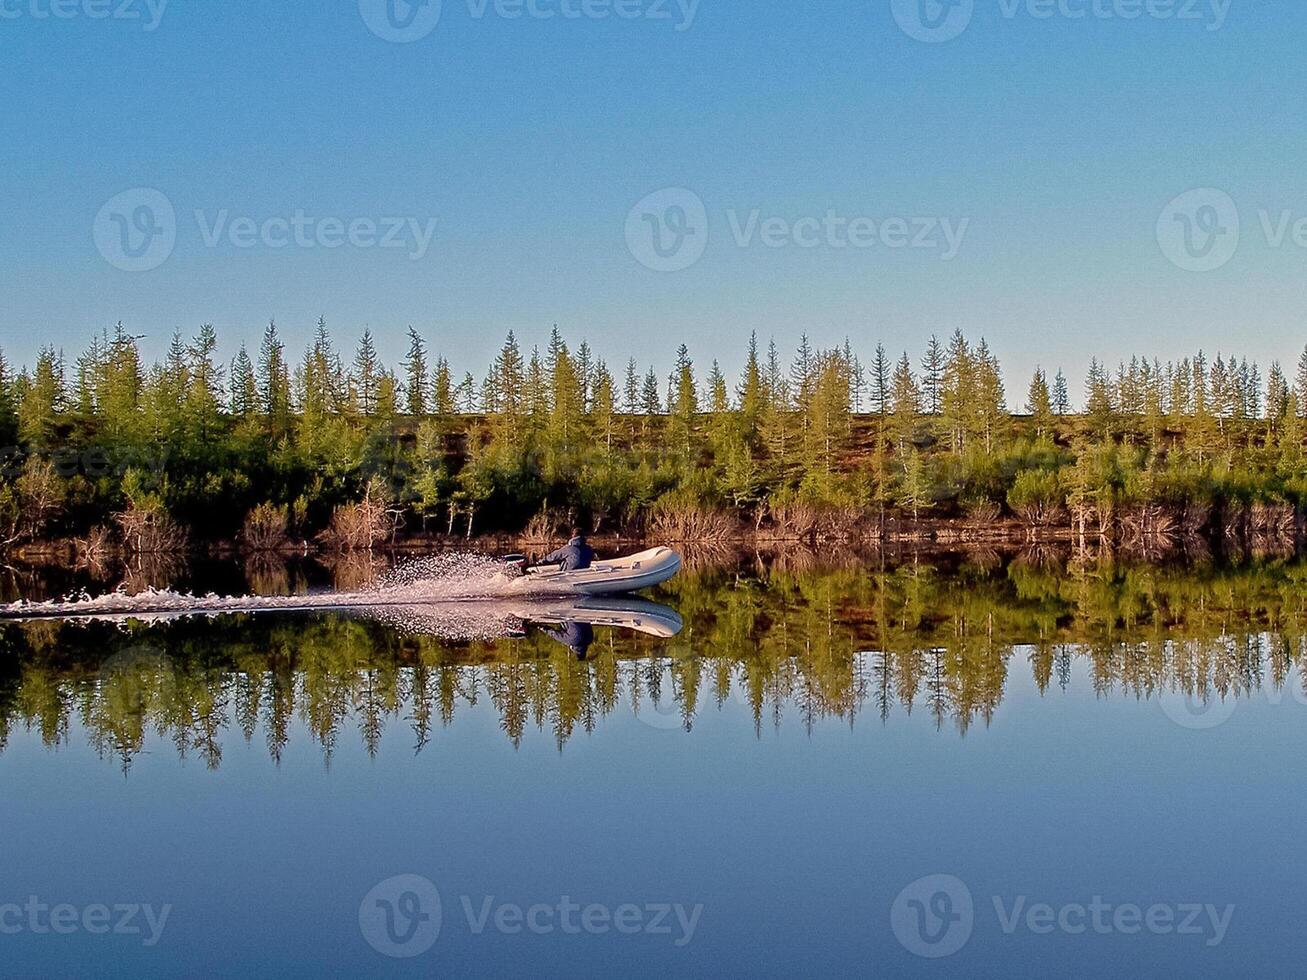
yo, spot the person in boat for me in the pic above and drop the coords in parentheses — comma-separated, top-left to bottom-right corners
(544, 620, 595, 659)
(536, 528, 595, 572)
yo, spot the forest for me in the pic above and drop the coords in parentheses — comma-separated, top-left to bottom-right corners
(2, 552, 1302, 764)
(3, 319, 1307, 555)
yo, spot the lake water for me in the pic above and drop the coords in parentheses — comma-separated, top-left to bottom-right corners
(2, 549, 1306, 978)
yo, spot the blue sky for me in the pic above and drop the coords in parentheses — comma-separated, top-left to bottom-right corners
(1, 0, 1303, 399)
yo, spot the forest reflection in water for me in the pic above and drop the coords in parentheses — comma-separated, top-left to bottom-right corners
(3, 546, 1307, 771)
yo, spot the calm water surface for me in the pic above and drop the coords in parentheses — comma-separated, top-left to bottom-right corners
(3, 551, 1306, 978)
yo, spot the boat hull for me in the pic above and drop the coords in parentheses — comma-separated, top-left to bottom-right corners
(523, 547, 682, 596)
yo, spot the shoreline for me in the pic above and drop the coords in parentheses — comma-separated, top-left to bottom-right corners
(6, 515, 1302, 567)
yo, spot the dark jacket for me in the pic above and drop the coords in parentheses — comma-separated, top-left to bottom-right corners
(545, 622, 595, 658)
(541, 536, 595, 571)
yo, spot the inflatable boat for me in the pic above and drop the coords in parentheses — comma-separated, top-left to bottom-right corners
(521, 547, 682, 596)
(512, 596, 683, 638)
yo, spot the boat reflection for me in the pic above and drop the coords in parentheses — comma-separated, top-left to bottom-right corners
(345, 596, 683, 645)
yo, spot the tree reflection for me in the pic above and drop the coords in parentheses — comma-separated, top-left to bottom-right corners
(5, 550, 1307, 770)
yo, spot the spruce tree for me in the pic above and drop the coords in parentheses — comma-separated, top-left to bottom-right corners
(921, 335, 944, 415)
(404, 327, 428, 418)
(1026, 368, 1053, 442)
(0, 348, 15, 445)
(870, 342, 891, 416)
(1295, 344, 1307, 416)
(187, 323, 223, 443)
(941, 330, 972, 452)
(352, 329, 381, 416)
(1052, 369, 1070, 416)
(590, 360, 616, 451)
(623, 358, 641, 416)
(258, 321, 291, 437)
(230, 344, 258, 418)
(18, 348, 64, 447)
(890, 353, 920, 453)
(431, 357, 454, 419)
(737, 332, 766, 440)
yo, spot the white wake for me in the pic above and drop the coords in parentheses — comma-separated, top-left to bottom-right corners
(0, 553, 561, 624)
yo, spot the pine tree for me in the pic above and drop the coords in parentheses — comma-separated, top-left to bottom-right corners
(525, 347, 548, 434)
(74, 333, 104, 418)
(762, 339, 792, 466)
(791, 334, 815, 419)
(456, 372, 477, 413)
(1026, 368, 1053, 442)
(870, 342, 891, 416)
(706, 359, 733, 453)
(667, 344, 698, 458)
(0, 347, 15, 445)
(258, 321, 291, 437)
(1190, 351, 1215, 462)
(889, 353, 920, 453)
(1280, 393, 1304, 466)
(843, 338, 865, 415)
(635, 365, 662, 444)
(297, 320, 339, 449)
(431, 357, 455, 418)
(1143, 360, 1165, 447)
(706, 360, 728, 411)
(1085, 358, 1114, 442)
(738, 332, 766, 440)
(921, 335, 944, 416)
(623, 358, 641, 416)
(899, 449, 930, 523)
(941, 329, 972, 452)
(1267, 361, 1289, 433)
(1052, 369, 1070, 416)
(575, 340, 593, 413)
(547, 332, 583, 450)
(352, 329, 381, 416)
(230, 344, 258, 418)
(972, 339, 1006, 453)
(374, 370, 399, 426)
(100, 324, 144, 444)
(802, 351, 850, 488)
(187, 323, 223, 443)
(590, 360, 617, 451)
(18, 347, 64, 446)
(641, 368, 662, 415)
(404, 327, 428, 418)
(1296, 344, 1307, 416)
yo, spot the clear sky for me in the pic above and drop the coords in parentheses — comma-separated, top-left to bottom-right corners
(1, 0, 1303, 401)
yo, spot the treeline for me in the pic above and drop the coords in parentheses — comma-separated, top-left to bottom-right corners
(2, 553, 1304, 764)
(3, 320, 1307, 551)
